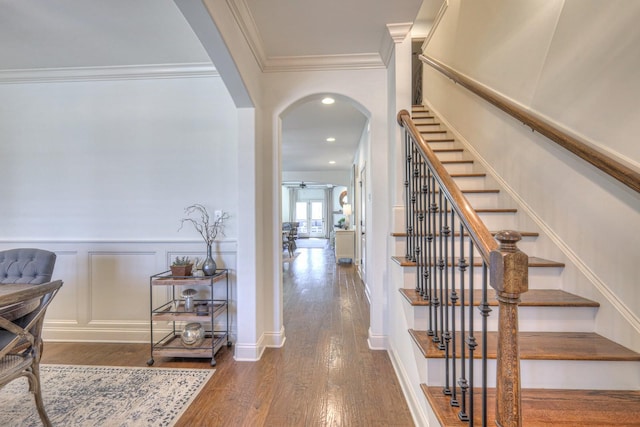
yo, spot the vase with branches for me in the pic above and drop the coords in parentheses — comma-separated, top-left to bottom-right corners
(179, 204, 229, 276)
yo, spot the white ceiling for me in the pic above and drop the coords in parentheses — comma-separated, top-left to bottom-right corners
(0, 0, 441, 180)
(281, 95, 368, 173)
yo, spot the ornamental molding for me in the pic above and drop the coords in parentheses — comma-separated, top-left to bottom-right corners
(0, 63, 218, 84)
(227, 0, 387, 71)
(386, 23, 414, 43)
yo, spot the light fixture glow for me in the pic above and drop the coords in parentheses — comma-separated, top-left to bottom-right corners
(321, 97, 335, 105)
(329, 160, 336, 164)
(326, 137, 336, 142)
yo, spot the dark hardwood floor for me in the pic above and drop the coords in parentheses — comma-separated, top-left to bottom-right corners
(42, 243, 415, 426)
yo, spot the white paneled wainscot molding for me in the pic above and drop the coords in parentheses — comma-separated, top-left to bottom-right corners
(0, 240, 237, 344)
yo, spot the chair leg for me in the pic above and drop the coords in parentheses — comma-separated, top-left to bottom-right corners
(29, 364, 52, 427)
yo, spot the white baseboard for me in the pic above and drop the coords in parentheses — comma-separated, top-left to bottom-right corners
(387, 345, 429, 427)
(263, 326, 286, 348)
(233, 338, 266, 361)
(367, 327, 388, 350)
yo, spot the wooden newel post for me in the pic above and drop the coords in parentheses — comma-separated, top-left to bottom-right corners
(490, 230, 528, 427)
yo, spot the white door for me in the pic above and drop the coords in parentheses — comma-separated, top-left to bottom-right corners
(295, 200, 325, 238)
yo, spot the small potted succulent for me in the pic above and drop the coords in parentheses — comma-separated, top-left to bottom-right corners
(170, 256, 193, 277)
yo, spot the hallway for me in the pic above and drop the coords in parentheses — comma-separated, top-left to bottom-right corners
(42, 245, 414, 426)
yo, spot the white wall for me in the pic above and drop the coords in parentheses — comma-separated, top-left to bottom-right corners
(423, 0, 640, 351)
(0, 72, 240, 342)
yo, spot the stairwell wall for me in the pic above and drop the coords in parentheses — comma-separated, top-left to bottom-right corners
(422, 0, 640, 351)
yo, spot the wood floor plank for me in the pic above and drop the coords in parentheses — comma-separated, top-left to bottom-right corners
(42, 244, 414, 426)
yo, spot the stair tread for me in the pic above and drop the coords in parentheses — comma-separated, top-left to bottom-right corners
(409, 329, 640, 361)
(422, 385, 640, 426)
(391, 255, 564, 268)
(408, 188, 500, 194)
(399, 288, 600, 308)
(424, 137, 455, 142)
(419, 130, 447, 134)
(442, 159, 474, 164)
(391, 230, 539, 237)
(450, 173, 487, 178)
(433, 148, 463, 153)
(401, 208, 518, 214)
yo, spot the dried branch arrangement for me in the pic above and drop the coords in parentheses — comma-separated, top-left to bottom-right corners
(178, 204, 230, 246)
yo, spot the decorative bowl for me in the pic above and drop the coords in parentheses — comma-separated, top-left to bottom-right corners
(181, 322, 205, 347)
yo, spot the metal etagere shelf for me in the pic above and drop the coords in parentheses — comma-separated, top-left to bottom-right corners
(147, 269, 230, 367)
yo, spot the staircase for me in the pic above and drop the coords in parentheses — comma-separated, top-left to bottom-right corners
(394, 105, 640, 426)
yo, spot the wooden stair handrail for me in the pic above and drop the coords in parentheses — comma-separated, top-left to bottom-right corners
(419, 53, 640, 193)
(397, 109, 498, 263)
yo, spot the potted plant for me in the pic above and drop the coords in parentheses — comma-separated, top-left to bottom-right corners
(178, 204, 230, 276)
(170, 256, 193, 277)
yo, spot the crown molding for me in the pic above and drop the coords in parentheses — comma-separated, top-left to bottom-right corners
(379, 22, 414, 67)
(227, 0, 386, 72)
(226, 0, 268, 70)
(0, 63, 218, 84)
(386, 22, 413, 43)
(263, 53, 386, 72)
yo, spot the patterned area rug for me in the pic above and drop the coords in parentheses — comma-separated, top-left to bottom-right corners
(0, 364, 214, 427)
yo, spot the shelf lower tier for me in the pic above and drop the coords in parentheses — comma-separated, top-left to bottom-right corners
(150, 332, 229, 365)
(152, 301, 226, 322)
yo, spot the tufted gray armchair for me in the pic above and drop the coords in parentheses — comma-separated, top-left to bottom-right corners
(0, 248, 56, 285)
(0, 249, 57, 322)
(0, 249, 60, 426)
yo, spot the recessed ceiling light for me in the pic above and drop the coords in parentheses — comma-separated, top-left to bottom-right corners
(329, 161, 336, 164)
(321, 97, 335, 105)
(326, 137, 335, 142)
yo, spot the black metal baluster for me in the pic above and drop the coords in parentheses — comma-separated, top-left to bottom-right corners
(427, 172, 437, 337)
(436, 194, 446, 350)
(424, 170, 432, 323)
(412, 157, 421, 263)
(458, 233, 469, 422)
(467, 242, 477, 426)
(431, 181, 441, 344)
(404, 132, 411, 261)
(450, 220, 464, 408)
(423, 160, 431, 299)
(442, 200, 452, 395)
(480, 263, 491, 427)
(415, 152, 424, 295)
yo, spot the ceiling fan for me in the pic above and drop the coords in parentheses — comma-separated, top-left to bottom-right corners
(281, 181, 335, 189)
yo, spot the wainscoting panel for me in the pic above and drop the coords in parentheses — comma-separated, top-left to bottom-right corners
(45, 250, 79, 324)
(89, 251, 157, 323)
(0, 240, 237, 343)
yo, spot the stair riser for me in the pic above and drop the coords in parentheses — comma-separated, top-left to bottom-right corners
(450, 176, 489, 190)
(409, 305, 597, 333)
(432, 151, 466, 162)
(399, 266, 564, 290)
(424, 141, 456, 150)
(416, 125, 446, 134)
(424, 359, 638, 390)
(442, 162, 476, 174)
(413, 118, 438, 125)
(474, 212, 517, 230)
